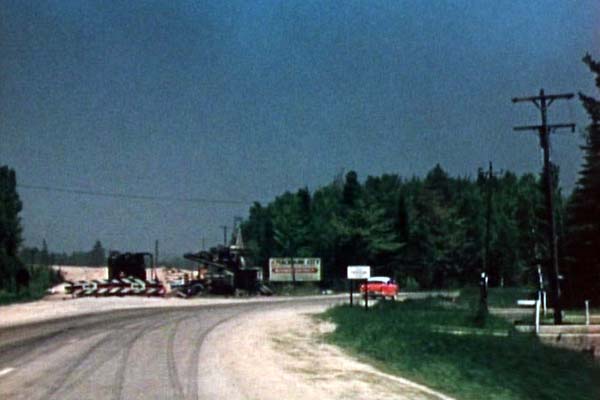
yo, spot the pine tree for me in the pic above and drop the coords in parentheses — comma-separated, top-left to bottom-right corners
(565, 53, 600, 306)
(0, 166, 24, 289)
(89, 240, 106, 267)
(40, 240, 50, 266)
(342, 171, 361, 208)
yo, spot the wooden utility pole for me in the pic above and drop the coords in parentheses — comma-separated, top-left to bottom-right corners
(483, 162, 493, 280)
(220, 225, 228, 246)
(512, 89, 575, 324)
(480, 162, 494, 314)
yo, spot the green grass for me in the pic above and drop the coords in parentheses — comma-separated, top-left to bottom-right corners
(0, 288, 46, 305)
(323, 294, 600, 400)
(458, 286, 535, 308)
(268, 282, 324, 296)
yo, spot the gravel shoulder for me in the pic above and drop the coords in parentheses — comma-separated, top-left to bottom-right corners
(198, 304, 455, 400)
(0, 294, 346, 328)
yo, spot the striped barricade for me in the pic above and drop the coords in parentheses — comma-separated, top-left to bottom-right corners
(66, 278, 166, 297)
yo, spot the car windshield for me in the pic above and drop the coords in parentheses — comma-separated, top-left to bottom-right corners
(368, 277, 390, 283)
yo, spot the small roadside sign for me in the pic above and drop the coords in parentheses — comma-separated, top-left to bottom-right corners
(347, 266, 370, 280)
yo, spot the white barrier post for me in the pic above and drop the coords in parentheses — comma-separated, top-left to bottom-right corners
(535, 299, 541, 334)
(585, 300, 590, 326)
(543, 291, 547, 316)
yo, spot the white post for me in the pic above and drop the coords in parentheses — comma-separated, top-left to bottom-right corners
(585, 300, 590, 326)
(543, 291, 547, 316)
(535, 299, 541, 334)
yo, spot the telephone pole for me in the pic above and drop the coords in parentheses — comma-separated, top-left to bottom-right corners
(220, 225, 228, 246)
(483, 162, 493, 284)
(512, 89, 575, 324)
(153, 240, 159, 281)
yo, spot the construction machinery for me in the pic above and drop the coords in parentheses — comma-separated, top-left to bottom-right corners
(65, 227, 271, 298)
(181, 227, 272, 297)
(66, 251, 165, 297)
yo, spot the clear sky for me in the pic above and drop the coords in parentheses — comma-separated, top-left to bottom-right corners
(1, 1, 599, 256)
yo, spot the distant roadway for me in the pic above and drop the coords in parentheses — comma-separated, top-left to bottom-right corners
(0, 297, 341, 400)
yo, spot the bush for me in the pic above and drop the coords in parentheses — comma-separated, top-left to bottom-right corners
(0, 265, 63, 305)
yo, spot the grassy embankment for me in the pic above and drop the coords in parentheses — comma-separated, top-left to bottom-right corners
(268, 282, 325, 296)
(0, 265, 62, 305)
(323, 288, 600, 400)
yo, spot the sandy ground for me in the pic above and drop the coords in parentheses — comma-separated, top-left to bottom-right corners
(53, 266, 109, 282)
(52, 265, 195, 287)
(198, 304, 455, 400)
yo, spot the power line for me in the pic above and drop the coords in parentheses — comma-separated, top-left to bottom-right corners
(17, 183, 257, 205)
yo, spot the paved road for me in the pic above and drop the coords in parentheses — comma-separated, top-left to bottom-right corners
(0, 298, 339, 400)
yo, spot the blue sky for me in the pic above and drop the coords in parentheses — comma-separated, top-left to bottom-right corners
(1, 1, 598, 256)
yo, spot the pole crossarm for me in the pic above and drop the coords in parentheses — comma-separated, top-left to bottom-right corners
(512, 93, 574, 104)
(514, 123, 575, 133)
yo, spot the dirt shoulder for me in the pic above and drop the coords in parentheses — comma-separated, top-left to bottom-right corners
(197, 304, 455, 400)
(0, 294, 347, 328)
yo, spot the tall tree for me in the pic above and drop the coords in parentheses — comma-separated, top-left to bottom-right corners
(89, 240, 106, 267)
(242, 202, 275, 271)
(0, 166, 24, 289)
(342, 171, 361, 208)
(40, 239, 50, 266)
(565, 53, 600, 306)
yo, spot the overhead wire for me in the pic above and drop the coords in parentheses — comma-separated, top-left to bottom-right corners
(17, 183, 259, 205)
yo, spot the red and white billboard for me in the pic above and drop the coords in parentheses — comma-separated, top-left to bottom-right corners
(269, 258, 321, 282)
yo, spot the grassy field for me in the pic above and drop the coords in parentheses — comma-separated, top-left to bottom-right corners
(322, 289, 600, 400)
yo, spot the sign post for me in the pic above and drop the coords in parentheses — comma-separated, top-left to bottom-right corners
(347, 266, 371, 310)
(364, 278, 368, 311)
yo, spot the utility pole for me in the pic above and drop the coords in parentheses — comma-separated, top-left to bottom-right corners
(483, 162, 493, 281)
(201, 237, 205, 251)
(153, 240, 159, 281)
(479, 162, 493, 315)
(220, 225, 228, 246)
(512, 89, 575, 324)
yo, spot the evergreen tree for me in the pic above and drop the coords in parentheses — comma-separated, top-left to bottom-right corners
(89, 240, 106, 267)
(40, 240, 50, 266)
(565, 53, 600, 306)
(243, 164, 563, 289)
(0, 166, 24, 289)
(242, 202, 275, 271)
(342, 171, 361, 208)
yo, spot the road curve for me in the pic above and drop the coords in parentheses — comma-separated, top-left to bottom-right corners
(0, 298, 340, 400)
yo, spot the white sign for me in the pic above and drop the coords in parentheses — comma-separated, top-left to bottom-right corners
(347, 266, 371, 280)
(269, 258, 321, 282)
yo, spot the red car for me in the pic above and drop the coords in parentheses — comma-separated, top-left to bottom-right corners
(359, 276, 398, 300)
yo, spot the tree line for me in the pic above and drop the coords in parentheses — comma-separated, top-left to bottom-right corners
(19, 240, 107, 267)
(242, 166, 554, 290)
